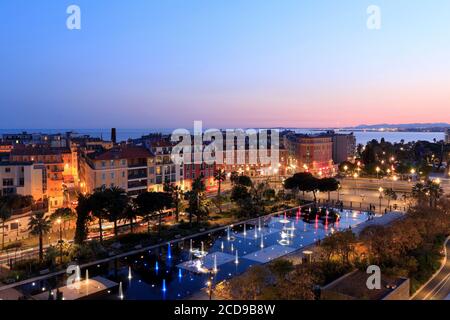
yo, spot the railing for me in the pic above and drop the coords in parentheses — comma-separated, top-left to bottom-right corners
(128, 173, 148, 180)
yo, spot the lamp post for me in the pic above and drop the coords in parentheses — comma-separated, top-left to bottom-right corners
(57, 218, 63, 264)
(15, 219, 19, 237)
(353, 173, 359, 195)
(378, 187, 384, 214)
(207, 274, 214, 300)
(376, 167, 380, 180)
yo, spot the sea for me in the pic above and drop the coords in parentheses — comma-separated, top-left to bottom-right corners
(0, 128, 445, 145)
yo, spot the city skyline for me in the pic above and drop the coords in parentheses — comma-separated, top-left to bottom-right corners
(2, 0, 450, 129)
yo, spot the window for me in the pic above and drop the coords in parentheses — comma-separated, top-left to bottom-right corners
(102, 173, 106, 180)
(121, 159, 126, 166)
(110, 160, 115, 166)
(3, 179, 13, 186)
(111, 172, 115, 179)
(102, 161, 106, 167)
(4, 167, 11, 173)
(122, 171, 125, 178)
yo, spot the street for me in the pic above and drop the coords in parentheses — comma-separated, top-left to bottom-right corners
(412, 238, 450, 300)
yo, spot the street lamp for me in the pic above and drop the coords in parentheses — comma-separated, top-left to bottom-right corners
(15, 219, 19, 237)
(207, 275, 214, 300)
(376, 167, 380, 179)
(56, 218, 63, 264)
(353, 173, 359, 195)
(378, 187, 384, 214)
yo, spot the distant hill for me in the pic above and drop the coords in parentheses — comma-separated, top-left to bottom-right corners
(350, 123, 450, 130)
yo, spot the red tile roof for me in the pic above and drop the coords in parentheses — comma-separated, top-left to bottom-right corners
(88, 146, 153, 161)
(11, 146, 71, 156)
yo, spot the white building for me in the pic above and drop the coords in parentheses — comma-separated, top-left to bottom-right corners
(0, 161, 46, 200)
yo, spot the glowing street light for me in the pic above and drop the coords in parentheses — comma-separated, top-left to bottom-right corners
(378, 187, 384, 214)
(56, 218, 63, 263)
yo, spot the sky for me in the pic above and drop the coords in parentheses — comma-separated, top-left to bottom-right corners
(1, 0, 450, 130)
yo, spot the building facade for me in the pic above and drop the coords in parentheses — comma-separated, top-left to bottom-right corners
(331, 132, 356, 164)
(0, 162, 46, 200)
(10, 146, 78, 208)
(79, 145, 156, 196)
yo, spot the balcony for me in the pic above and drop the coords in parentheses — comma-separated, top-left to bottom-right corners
(128, 162, 147, 169)
(128, 172, 148, 180)
(128, 180, 148, 190)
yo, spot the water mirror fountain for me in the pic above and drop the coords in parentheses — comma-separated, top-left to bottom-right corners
(118, 282, 124, 300)
(12, 207, 370, 300)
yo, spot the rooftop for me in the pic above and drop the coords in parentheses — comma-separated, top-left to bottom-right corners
(88, 145, 153, 161)
(0, 161, 34, 166)
(321, 270, 408, 300)
(10, 146, 71, 156)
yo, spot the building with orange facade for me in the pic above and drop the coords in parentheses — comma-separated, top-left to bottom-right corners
(79, 145, 156, 196)
(284, 133, 335, 177)
(10, 146, 78, 209)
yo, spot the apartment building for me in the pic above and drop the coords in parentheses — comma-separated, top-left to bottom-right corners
(446, 128, 450, 145)
(79, 145, 156, 196)
(330, 132, 356, 164)
(0, 162, 46, 200)
(10, 146, 78, 208)
(147, 140, 184, 191)
(284, 134, 335, 177)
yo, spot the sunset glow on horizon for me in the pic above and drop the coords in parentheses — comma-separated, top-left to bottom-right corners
(1, 0, 450, 129)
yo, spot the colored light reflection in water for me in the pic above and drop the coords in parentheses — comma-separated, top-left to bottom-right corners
(167, 244, 172, 259)
(14, 207, 369, 301)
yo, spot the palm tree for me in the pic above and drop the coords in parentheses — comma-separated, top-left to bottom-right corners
(184, 176, 209, 224)
(164, 183, 183, 222)
(28, 212, 52, 262)
(213, 169, 226, 214)
(74, 193, 91, 245)
(123, 200, 138, 234)
(213, 169, 226, 197)
(0, 203, 12, 250)
(90, 188, 108, 242)
(425, 180, 444, 208)
(412, 182, 426, 206)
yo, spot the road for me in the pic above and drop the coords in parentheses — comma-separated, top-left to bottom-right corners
(412, 238, 450, 300)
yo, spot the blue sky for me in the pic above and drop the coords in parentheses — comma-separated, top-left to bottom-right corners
(1, 0, 450, 129)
